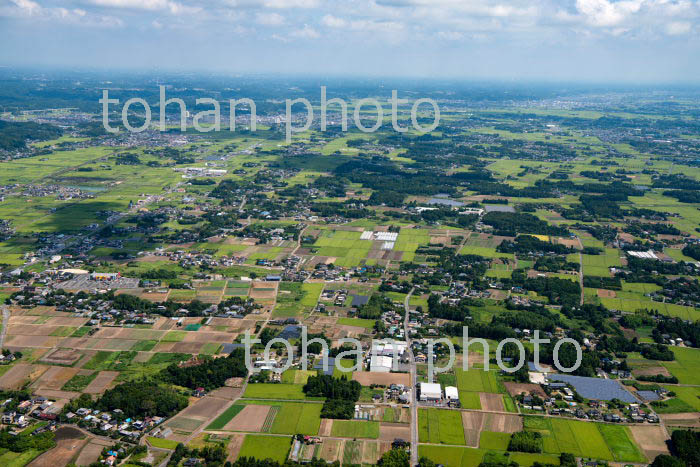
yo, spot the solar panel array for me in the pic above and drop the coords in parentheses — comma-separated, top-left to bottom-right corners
(547, 374, 639, 403)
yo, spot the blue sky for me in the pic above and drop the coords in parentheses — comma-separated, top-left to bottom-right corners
(1, 0, 699, 82)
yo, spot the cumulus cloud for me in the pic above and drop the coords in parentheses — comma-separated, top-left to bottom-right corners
(575, 0, 643, 27)
(290, 23, 319, 38)
(256, 12, 285, 25)
(263, 0, 318, 8)
(321, 14, 346, 28)
(87, 0, 200, 15)
(2, 0, 124, 25)
(666, 20, 692, 34)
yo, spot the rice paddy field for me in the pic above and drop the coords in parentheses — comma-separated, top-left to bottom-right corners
(238, 435, 292, 463)
(418, 445, 561, 467)
(523, 416, 647, 463)
(242, 383, 308, 400)
(330, 420, 380, 439)
(418, 409, 466, 445)
(239, 400, 323, 436)
(662, 347, 700, 385)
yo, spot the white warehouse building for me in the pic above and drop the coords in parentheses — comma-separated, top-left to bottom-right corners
(445, 386, 459, 401)
(419, 382, 442, 401)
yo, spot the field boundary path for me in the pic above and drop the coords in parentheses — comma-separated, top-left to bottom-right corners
(578, 252, 584, 306)
(0, 306, 9, 348)
(403, 287, 418, 466)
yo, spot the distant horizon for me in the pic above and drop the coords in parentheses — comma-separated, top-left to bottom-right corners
(1, 0, 699, 83)
(2, 65, 700, 87)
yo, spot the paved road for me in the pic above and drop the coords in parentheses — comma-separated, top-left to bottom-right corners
(403, 287, 418, 466)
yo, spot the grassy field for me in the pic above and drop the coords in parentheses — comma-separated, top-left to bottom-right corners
(61, 372, 97, 391)
(206, 404, 245, 430)
(456, 369, 500, 393)
(418, 409, 466, 445)
(479, 431, 511, 450)
(243, 383, 307, 400)
(330, 420, 380, 439)
(148, 437, 180, 449)
(524, 416, 646, 463)
(662, 347, 700, 385)
(418, 446, 561, 467)
(336, 317, 376, 329)
(242, 400, 322, 435)
(238, 435, 292, 463)
(0, 449, 43, 467)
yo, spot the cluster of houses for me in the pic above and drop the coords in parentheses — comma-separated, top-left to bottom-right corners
(1, 396, 62, 428)
(65, 407, 164, 438)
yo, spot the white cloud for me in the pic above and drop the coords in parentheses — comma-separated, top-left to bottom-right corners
(88, 0, 200, 15)
(666, 20, 691, 34)
(2, 0, 124, 25)
(321, 14, 346, 28)
(436, 30, 464, 40)
(256, 12, 285, 25)
(290, 23, 319, 38)
(8, 0, 41, 16)
(263, 0, 318, 8)
(575, 0, 643, 27)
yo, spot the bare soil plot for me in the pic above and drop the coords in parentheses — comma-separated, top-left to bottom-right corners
(170, 342, 205, 353)
(8, 315, 44, 325)
(56, 337, 93, 350)
(83, 370, 119, 394)
(480, 393, 505, 411)
(461, 411, 486, 448)
(32, 366, 79, 390)
(352, 371, 410, 386)
(360, 440, 380, 464)
(249, 283, 279, 300)
(378, 423, 410, 442)
(89, 327, 123, 339)
(4, 334, 55, 347)
(141, 290, 170, 302)
(75, 441, 108, 466)
(378, 441, 391, 459)
(319, 419, 333, 436)
(319, 439, 344, 463)
(133, 352, 153, 363)
(0, 363, 49, 389)
(166, 417, 205, 432)
(223, 405, 271, 432)
(225, 434, 246, 463)
(152, 341, 176, 352)
(182, 331, 232, 343)
(45, 317, 89, 327)
(8, 324, 62, 336)
(482, 413, 522, 433)
(503, 382, 547, 398)
(40, 348, 83, 365)
(28, 428, 88, 467)
(597, 289, 617, 298)
(209, 386, 243, 400)
(34, 388, 81, 401)
(95, 338, 137, 351)
(633, 366, 672, 377)
(557, 238, 582, 249)
(629, 425, 669, 460)
(179, 395, 230, 419)
(155, 317, 176, 330)
(660, 413, 700, 428)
